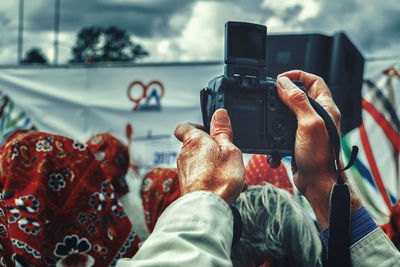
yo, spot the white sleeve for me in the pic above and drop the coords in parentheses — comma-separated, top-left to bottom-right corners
(116, 191, 234, 267)
(350, 228, 400, 267)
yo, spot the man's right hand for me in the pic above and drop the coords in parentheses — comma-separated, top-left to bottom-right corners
(174, 109, 246, 206)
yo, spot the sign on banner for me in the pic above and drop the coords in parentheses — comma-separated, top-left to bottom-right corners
(0, 63, 224, 173)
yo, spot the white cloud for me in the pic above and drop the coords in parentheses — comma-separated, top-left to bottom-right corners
(264, 16, 302, 32)
(141, 1, 267, 62)
(0, 47, 17, 65)
(262, 0, 321, 20)
(0, 0, 398, 65)
(261, 0, 321, 32)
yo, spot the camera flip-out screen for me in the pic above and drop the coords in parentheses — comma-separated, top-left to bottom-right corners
(225, 22, 266, 67)
(229, 30, 264, 59)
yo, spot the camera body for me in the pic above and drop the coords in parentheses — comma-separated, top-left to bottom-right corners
(200, 21, 304, 157)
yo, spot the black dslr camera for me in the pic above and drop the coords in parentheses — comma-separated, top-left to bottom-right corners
(201, 21, 304, 157)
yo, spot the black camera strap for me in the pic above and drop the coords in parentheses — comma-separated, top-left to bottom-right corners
(306, 96, 358, 267)
(230, 206, 243, 248)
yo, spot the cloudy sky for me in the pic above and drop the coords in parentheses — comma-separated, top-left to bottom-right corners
(0, 0, 399, 66)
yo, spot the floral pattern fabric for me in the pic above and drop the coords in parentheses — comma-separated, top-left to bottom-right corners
(245, 155, 294, 194)
(0, 193, 16, 266)
(141, 168, 180, 233)
(0, 132, 140, 266)
(141, 158, 293, 234)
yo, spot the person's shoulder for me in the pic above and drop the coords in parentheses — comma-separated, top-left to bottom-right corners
(350, 228, 400, 267)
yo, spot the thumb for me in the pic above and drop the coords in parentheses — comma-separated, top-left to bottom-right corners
(210, 109, 233, 148)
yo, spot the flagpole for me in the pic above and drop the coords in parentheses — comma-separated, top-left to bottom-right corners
(53, 0, 60, 65)
(17, 0, 24, 64)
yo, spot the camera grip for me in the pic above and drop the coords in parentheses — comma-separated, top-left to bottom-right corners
(200, 88, 212, 133)
(200, 87, 225, 134)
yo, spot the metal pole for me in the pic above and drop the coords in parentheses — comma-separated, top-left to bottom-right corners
(17, 0, 24, 64)
(53, 0, 60, 65)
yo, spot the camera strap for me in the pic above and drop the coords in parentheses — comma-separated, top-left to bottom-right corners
(306, 96, 358, 267)
(230, 206, 243, 248)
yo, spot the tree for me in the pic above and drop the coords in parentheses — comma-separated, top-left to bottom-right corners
(70, 26, 149, 63)
(22, 48, 48, 64)
(70, 26, 102, 63)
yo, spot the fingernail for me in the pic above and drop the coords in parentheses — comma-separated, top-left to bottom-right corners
(214, 109, 230, 125)
(278, 76, 295, 90)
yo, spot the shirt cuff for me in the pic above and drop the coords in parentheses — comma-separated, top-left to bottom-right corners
(320, 207, 378, 248)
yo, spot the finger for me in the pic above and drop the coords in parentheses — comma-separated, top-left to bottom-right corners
(210, 109, 234, 147)
(174, 122, 209, 144)
(277, 70, 316, 88)
(278, 70, 333, 103)
(277, 70, 327, 93)
(277, 76, 319, 120)
(278, 71, 341, 131)
(194, 123, 205, 130)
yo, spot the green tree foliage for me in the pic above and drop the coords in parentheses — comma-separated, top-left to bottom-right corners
(22, 48, 48, 64)
(71, 26, 102, 63)
(70, 26, 149, 63)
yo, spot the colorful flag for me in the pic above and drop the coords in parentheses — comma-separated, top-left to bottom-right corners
(0, 92, 36, 146)
(343, 63, 400, 225)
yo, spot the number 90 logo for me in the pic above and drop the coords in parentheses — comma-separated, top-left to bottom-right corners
(127, 81, 165, 111)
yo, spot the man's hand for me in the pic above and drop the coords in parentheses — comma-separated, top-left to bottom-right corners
(276, 70, 361, 229)
(174, 109, 246, 206)
(277, 71, 340, 195)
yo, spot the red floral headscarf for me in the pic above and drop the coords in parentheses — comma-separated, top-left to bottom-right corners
(141, 168, 180, 233)
(0, 132, 140, 266)
(0, 193, 15, 266)
(245, 155, 294, 194)
(140, 156, 293, 234)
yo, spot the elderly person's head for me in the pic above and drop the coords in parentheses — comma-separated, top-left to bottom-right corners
(231, 184, 323, 267)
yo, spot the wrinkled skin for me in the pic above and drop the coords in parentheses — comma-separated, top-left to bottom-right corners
(174, 109, 246, 206)
(276, 71, 361, 229)
(174, 70, 361, 228)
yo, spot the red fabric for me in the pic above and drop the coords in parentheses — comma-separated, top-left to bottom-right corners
(0, 193, 16, 266)
(86, 134, 130, 198)
(141, 158, 293, 233)
(245, 155, 294, 194)
(0, 132, 140, 266)
(141, 168, 180, 233)
(0, 128, 36, 156)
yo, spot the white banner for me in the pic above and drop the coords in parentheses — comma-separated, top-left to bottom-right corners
(0, 62, 398, 182)
(0, 63, 223, 175)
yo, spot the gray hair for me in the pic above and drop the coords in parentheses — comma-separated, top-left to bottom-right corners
(231, 184, 323, 267)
